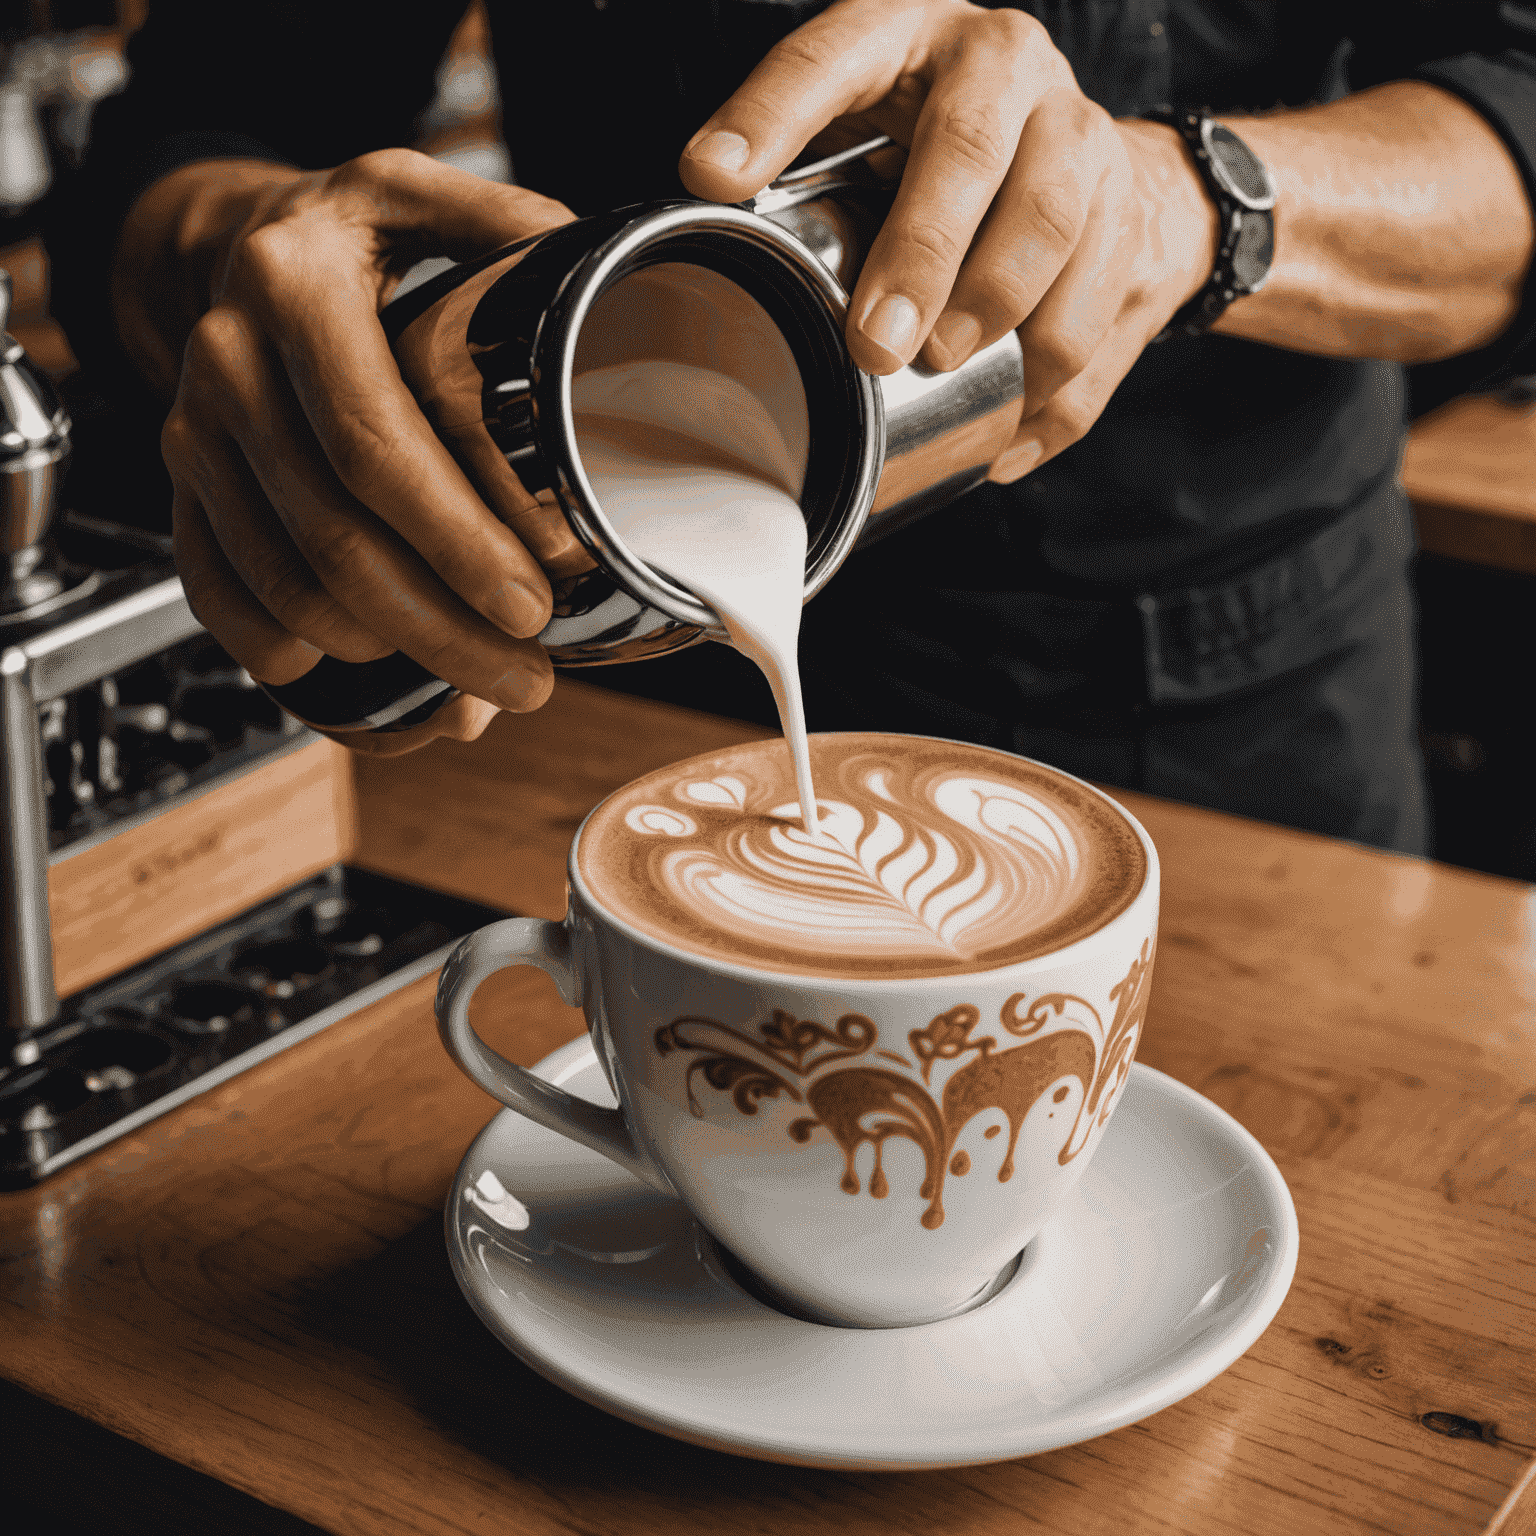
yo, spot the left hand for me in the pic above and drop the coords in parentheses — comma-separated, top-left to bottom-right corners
(679, 0, 1217, 481)
(129, 151, 578, 752)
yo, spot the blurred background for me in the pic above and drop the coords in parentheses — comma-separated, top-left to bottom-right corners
(0, 0, 1530, 885)
(0, 0, 508, 368)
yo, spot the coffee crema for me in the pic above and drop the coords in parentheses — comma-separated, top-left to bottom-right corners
(577, 733, 1147, 978)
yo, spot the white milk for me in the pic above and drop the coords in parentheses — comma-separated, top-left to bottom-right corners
(572, 356, 821, 835)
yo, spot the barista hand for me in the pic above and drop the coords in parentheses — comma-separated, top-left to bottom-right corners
(679, 0, 1216, 483)
(117, 150, 578, 753)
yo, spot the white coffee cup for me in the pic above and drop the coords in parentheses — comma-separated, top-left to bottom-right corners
(436, 755, 1159, 1329)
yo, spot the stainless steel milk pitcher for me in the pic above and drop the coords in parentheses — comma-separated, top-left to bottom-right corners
(261, 137, 1025, 735)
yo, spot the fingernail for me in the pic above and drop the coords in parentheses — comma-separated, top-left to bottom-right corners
(488, 579, 551, 639)
(929, 312, 982, 370)
(860, 294, 920, 360)
(991, 440, 1043, 483)
(687, 129, 750, 173)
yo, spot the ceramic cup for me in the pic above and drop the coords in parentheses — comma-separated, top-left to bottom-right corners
(435, 759, 1159, 1329)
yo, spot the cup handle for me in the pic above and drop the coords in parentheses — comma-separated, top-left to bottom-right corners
(435, 919, 673, 1194)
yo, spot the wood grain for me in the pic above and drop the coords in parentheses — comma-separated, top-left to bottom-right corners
(3, 678, 1533, 1536)
(48, 738, 356, 998)
(1484, 1459, 1536, 1536)
(351, 679, 768, 917)
(1402, 395, 1536, 574)
(1485, 1460, 1536, 1536)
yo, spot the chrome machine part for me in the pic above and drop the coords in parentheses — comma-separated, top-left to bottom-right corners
(0, 269, 72, 615)
(3, 577, 206, 1037)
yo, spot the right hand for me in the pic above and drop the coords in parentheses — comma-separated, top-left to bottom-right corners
(679, 0, 1217, 485)
(126, 149, 578, 752)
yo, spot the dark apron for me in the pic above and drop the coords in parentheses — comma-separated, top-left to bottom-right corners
(791, 478, 1426, 855)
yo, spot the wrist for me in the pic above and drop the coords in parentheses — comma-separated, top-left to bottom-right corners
(1117, 119, 1220, 328)
(113, 159, 303, 397)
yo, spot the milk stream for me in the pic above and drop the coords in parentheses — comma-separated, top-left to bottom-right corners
(572, 359, 822, 836)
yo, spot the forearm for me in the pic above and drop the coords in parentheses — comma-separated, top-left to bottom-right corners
(1209, 81, 1534, 364)
(112, 159, 307, 400)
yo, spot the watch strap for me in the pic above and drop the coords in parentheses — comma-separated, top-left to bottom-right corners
(1143, 105, 1274, 342)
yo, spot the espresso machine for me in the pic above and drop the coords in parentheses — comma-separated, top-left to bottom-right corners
(0, 268, 502, 1188)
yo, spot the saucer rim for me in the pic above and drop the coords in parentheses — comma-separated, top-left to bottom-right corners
(446, 1040, 1299, 1470)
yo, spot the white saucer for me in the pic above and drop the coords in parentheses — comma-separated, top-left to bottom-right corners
(446, 1038, 1298, 1470)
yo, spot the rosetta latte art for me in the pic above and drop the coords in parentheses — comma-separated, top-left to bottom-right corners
(653, 770, 1083, 964)
(579, 734, 1147, 979)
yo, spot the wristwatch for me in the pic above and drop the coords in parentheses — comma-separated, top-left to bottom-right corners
(1142, 105, 1276, 341)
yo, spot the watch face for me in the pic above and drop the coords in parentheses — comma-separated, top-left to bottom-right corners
(1230, 209, 1275, 293)
(1202, 122, 1278, 210)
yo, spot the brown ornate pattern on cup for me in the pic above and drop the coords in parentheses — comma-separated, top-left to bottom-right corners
(654, 939, 1153, 1230)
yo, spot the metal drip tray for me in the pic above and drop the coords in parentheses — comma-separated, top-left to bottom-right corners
(0, 865, 503, 1187)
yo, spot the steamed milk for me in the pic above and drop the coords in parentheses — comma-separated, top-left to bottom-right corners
(571, 359, 818, 834)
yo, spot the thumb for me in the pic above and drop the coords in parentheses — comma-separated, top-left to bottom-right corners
(677, 0, 922, 202)
(679, 124, 760, 202)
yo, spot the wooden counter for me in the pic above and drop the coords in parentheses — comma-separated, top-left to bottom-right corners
(1403, 393, 1536, 574)
(3, 678, 1534, 1535)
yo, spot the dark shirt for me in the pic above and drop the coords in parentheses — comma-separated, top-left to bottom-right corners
(41, 1, 1536, 752)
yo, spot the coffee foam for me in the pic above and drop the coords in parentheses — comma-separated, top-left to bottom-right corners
(578, 733, 1147, 978)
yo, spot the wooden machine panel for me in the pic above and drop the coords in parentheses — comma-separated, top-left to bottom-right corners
(47, 739, 357, 998)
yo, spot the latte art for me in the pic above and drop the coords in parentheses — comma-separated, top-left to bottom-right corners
(624, 805, 699, 838)
(653, 775, 1082, 962)
(580, 734, 1147, 979)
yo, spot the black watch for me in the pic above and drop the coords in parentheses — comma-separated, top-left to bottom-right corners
(1142, 105, 1276, 341)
